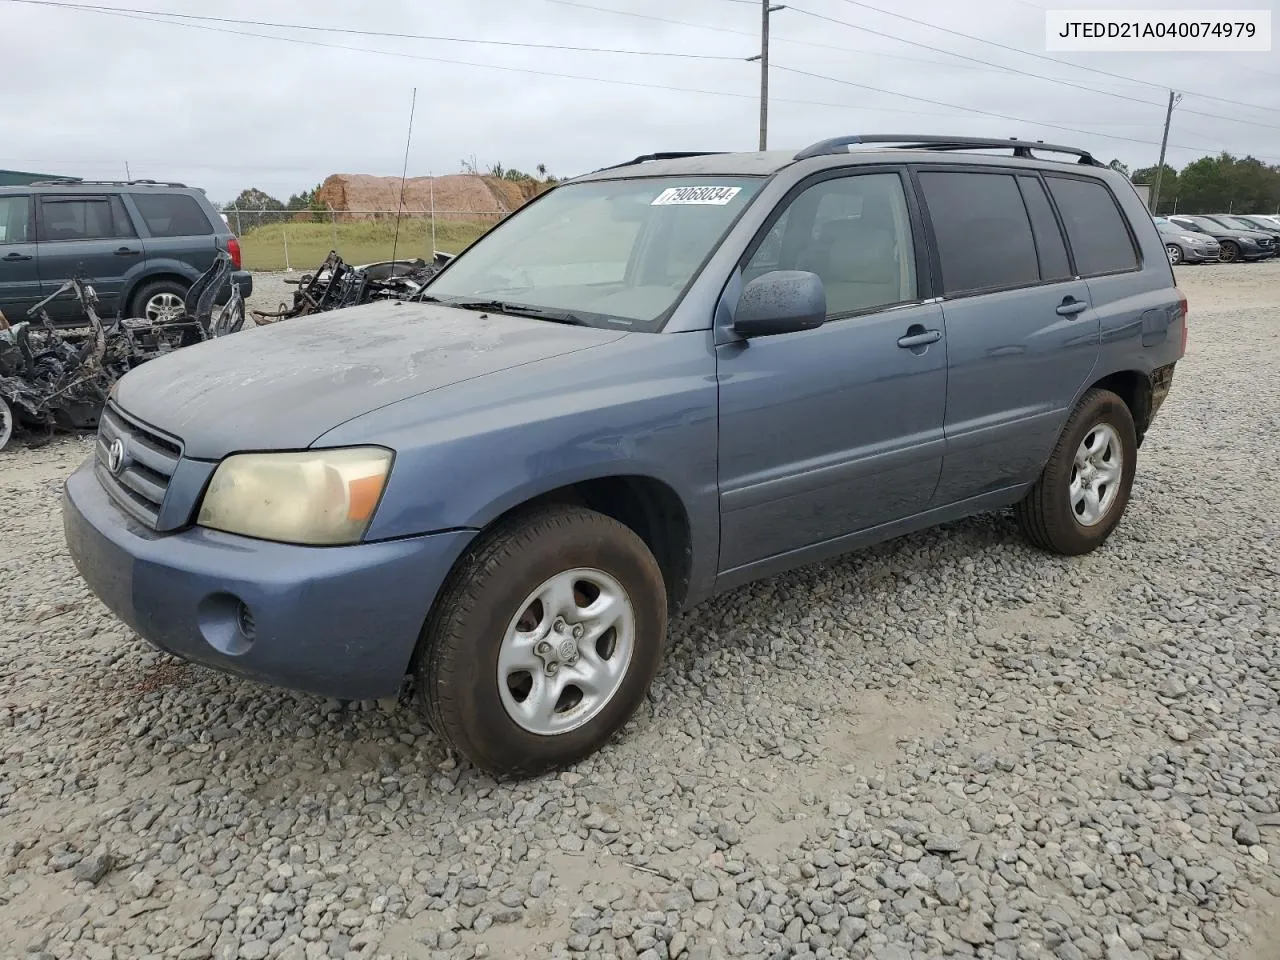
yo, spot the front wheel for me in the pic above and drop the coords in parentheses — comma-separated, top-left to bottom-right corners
(1015, 388, 1137, 556)
(415, 504, 668, 777)
(1166, 243, 1183, 265)
(1219, 241, 1240, 264)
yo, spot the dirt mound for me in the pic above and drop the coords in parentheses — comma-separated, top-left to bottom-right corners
(316, 173, 548, 221)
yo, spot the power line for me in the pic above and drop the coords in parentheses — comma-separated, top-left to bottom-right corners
(11, 0, 1274, 165)
(51, 6, 959, 122)
(0, 0, 747, 60)
(829, 0, 1280, 119)
(773, 65, 1280, 162)
(540, 0, 1147, 81)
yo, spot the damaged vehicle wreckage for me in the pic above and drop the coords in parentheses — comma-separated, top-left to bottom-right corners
(0, 253, 245, 452)
(252, 249, 455, 322)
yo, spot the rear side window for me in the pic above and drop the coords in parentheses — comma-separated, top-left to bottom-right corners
(917, 171, 1039, 296)
(1016, 176, 1072, 282)
(1044, 176, 1139, 276)
(130, 193, 213, 238)
(38, 197, 135, 241)
(0, 196, 29, 244)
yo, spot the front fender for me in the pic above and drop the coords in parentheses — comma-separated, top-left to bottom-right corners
(316, 330, 722, 603)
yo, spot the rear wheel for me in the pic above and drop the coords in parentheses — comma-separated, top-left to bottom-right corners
(1219, 241, 1240, 264)
(1015, 388, 1137, 556)
(1166, 243, 1183, 265)
(130, 279, 189, 322)
(415, 504, 668, 777)
(0, 398, 13, 452)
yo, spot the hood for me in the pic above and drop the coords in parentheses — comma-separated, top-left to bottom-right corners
(113, 299, 629, 459)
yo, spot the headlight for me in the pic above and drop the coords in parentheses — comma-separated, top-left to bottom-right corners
(1181, 235, 1203, 243)
(197, 447, 393, 545)
(1236, 236, 1256, 244)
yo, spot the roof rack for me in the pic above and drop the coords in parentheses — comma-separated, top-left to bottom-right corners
(592, 151, 728, 173)
(793, 135, 1102, 166)
(28, 178, 189, 187)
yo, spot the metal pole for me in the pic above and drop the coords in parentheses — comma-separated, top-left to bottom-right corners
(429, 171, 437, 255)
(747, 5, 784, 150)
(328, 203, 337, 254)
(1150, 89, 1179, 213)
(283, 228, 290, 272)
(759, 0, 770, 151)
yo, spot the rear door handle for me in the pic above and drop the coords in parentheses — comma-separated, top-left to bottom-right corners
(2, 252, 32, 262)
(114, 246, 141, 256)
(897, 328, 942, 348)
(1056, 297, 1088, 317)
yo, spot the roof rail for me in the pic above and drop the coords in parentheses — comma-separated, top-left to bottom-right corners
(592, 151, 728, 173)
(793, 135, 1102, 166)
(28, 178, 190, 188)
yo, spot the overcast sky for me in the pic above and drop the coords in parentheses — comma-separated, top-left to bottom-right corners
(3, 0, 1278, 204)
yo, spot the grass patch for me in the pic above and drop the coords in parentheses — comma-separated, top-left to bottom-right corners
(239, 218, 494, 272)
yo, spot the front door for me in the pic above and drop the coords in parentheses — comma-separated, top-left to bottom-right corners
(35, 194, 141, 322)
(0, 195, 40, 324)
(716, 168, 948, 575)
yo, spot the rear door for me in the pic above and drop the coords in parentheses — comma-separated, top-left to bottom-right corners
(124, 191, 219, 274)
(35, 194, 141, 321)
(915, 167, 1100, 506)
(0, 194, 40, 323)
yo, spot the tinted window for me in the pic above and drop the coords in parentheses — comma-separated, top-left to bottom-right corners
(130, 193, 212, 238)
(1016, 176, 1072, 281)
(743, 172, 917, 316)
(0, 196, 29, 244)
(1044, 176, 1139, 276)
(918, 171, 1039, 296)
(38, 197, 134, 242)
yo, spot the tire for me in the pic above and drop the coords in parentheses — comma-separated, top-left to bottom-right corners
(0, 397, 13, 453)
(1219, 241, 1240, 264)
(129, 279, 189, 322)
(1015, 388, 1137, 556)
(1165, 243, 1183, 265)
(415, 504, 668, 777)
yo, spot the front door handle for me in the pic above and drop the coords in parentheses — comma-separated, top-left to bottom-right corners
(114, 246, 141, 256)
(897, 327, 942, 349)
(1056, 297, 1088, 317)
(2, 252, 32, 262)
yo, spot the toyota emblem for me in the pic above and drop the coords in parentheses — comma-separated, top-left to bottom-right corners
(107, 438, 126, 475)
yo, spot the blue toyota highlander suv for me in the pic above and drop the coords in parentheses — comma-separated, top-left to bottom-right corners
(62, 136, 1186, 777)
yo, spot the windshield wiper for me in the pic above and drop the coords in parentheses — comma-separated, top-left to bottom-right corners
(443, 299, 590, 326)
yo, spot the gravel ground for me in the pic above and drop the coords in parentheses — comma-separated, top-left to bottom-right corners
(2, 261, 1279, 960)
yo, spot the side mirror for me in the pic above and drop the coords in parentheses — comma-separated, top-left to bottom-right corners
(733, 270, 826, 338)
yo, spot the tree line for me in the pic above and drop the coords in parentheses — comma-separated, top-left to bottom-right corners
(1108, 152, 1280, 216)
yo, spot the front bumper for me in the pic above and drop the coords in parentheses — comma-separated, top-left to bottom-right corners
(62, 456, 474, 700)
(1186, 244, 1220, 262)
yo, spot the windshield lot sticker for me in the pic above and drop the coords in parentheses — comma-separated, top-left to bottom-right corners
(651, 186, 742, 206)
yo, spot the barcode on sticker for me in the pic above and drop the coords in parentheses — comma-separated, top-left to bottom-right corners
(651, 186, 742, 206)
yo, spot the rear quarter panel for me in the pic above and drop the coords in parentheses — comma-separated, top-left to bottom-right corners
(1081, 173, 1184, 385)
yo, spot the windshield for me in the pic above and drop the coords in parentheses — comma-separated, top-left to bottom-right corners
(422, 176, 764, 332)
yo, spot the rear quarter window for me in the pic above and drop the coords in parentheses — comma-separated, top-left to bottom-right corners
(1044, 176, 1140, 277)
(130, 193, 214, 238)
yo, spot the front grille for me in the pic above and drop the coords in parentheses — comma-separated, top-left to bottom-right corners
(95, 404, 182, 529)
(1259, 238, 1273, 248)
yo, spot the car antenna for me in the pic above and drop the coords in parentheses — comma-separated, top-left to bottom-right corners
(390, 86, 418, 268)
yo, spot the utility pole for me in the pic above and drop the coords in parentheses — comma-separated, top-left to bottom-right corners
(1150, 90, 1181, 213)
(746, 2, 786, 150)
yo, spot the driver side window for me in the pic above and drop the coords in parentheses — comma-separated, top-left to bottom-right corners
(743, 172, 918, 318)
